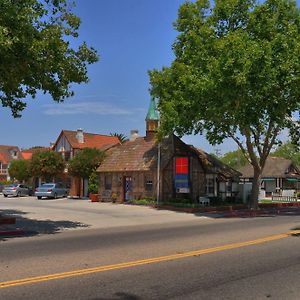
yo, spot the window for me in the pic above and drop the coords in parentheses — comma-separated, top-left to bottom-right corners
(145, 178, 153, 191)
(64, 151, 71, 161)
(105, 175, 112, 190)
(206, 178, 215, 194)
(227, 181, 232, 192)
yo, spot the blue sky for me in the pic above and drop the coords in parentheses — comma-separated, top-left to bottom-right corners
(1, 0, 299, 154)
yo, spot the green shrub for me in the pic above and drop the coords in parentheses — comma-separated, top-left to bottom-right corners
(88, 171, 98, 194)
(128, 198, 156, 205)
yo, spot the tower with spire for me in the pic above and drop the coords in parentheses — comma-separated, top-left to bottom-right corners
(145, 97, 159, 140)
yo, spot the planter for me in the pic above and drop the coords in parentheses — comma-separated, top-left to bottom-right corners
(89, 193, 99, 202)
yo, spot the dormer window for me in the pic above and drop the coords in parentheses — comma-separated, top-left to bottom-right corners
(11, 150, 18, 158)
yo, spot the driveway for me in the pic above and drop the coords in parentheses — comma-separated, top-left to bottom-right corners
(0, 195, 209, 235)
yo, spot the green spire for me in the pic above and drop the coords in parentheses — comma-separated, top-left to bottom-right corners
(146, 98, 159, 120)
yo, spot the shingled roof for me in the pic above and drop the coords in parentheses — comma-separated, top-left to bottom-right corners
(238, 157, 300, 178)
(21, 147, 50, 160)
(55, 130, 120, 150)
(0, 145, 22, 164)
(97, 136, 174, 172)
(191, 147, 241, 179)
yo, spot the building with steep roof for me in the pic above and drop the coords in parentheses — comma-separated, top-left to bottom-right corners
(0, 145, 23, 181)
(97, 99, 240, 203)
(238, 157, 300, 196)
(52, 129, 120, 197)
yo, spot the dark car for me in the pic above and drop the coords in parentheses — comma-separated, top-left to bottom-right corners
(3, 183, 31, 197)
(35, 183, 68, 199)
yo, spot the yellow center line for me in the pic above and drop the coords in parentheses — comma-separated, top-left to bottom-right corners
(1, 230, 299, 289)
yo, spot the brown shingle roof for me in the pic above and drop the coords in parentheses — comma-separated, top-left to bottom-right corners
(98, 137, 157, 172)
(238, 157, 300, 178)
(191, 147, 241, 179)
(61, 130, 120, 150)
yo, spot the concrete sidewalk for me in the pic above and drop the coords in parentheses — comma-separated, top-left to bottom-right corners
(0, 196, 209, 236)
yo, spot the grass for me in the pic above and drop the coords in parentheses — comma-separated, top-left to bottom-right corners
(258, 199, 273, 204)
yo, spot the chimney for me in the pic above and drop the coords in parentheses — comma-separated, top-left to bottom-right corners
(130, 129, 139, 141)
(76, 128, 84, 144)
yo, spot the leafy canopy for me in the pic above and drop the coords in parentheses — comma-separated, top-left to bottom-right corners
(219, 149, 248, 170)
(8, 159, 31, 182)
(109, 132, 128, 144)
(0, 0, 98, 117)
(150, 0, 300, 156)
(68, 148, 105, 179)
(30, 150, 65, 181)
(272, 141, 300, 165)
(149, 0, 300, 207)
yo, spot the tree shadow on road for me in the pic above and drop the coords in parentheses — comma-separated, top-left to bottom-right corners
(91, 292, 141, 300)
(0, 209, 90, 241)
(290, 226, 300, 237)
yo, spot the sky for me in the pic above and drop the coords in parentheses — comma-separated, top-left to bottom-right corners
(1, 0, 299, 154)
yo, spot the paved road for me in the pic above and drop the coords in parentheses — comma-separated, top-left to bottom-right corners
(0, 213, 299, 299)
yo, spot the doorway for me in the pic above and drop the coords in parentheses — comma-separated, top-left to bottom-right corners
(124, 176, 133, 201)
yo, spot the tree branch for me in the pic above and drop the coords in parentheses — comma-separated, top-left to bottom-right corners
(251, 127, 262, 158)
(228, 132, 251, 164)
(244, 128, 260, 170)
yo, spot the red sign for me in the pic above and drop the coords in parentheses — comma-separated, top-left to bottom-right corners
(175, 157, 188, 174)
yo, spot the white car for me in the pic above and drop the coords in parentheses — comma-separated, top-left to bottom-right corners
(35, 183, 69, 199)
(3, 184, 32, 197)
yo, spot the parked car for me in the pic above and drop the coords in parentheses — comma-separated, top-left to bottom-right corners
(3, 183, 31, 197)
(35, 183, 68, 199)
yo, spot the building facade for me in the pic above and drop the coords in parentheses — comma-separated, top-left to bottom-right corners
(97, 99, 240, 203)
(52, 129, 120, 197)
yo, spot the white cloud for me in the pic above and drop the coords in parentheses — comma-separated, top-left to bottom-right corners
(43, 101, 135, 116)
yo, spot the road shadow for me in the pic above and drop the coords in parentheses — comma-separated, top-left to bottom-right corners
(91, 292, 141, 300)
(0, 209, 89, 241)
(291, 226, 300, 237)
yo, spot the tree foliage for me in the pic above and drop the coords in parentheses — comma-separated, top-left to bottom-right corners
(219, 149, 248, 170)
(0, 0, 98, 117)
(272, 141, 300, 165)
(109, 132, 128, 144)
(149, 0, 300, 208)
(30, 151, 65, 181)
(88, 171, 98, 194)
(68, 148, 105, 179)
(8, 159, 31, 182)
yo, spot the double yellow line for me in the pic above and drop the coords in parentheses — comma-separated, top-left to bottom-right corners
(1, 230, 299, 289)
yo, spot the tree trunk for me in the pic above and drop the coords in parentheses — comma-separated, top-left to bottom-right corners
(250, 167, 261, 209)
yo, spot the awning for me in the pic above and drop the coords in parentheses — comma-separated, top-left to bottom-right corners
(286, 178, 299, 182)
(261, 178, 275, 181)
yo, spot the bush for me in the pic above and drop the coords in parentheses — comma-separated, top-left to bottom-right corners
(127, 198, 156, 205)
(88, 171, 98, 194)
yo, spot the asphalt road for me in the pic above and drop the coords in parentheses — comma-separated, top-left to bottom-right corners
(0, 214, 300, 300)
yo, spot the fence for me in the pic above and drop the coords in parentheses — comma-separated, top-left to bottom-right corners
(272, 190, 298, 202)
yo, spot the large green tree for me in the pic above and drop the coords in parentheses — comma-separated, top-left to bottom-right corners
(149, 0, 300, 208)
(0, 0, 98, 117)
(219, 149, 248, 170)
(68, 148, 105, 179)
(8, 159, 31, 182)
(31, 151, 65, 181)
(272, 141, 300, 165)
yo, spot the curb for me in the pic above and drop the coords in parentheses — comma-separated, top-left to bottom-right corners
(0, 229, 25, 237)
